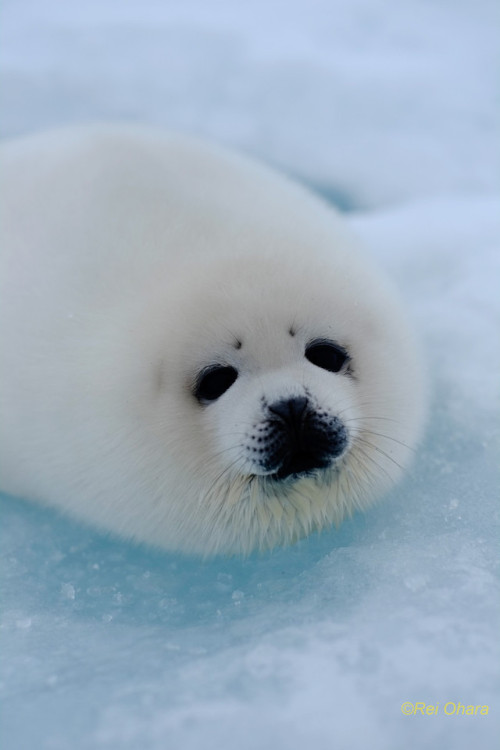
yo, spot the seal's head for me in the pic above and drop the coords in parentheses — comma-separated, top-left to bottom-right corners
(131, 247, 425, 556)
(0, 126, 426, 558)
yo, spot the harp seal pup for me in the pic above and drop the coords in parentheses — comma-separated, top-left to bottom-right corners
(0, 126, 425, 556)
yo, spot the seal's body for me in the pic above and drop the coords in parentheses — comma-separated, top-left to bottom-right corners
(0, 126, 425, 555)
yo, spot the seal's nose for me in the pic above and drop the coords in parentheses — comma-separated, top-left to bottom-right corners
(268, 396, 309, 426)
(267, 397, 348, 480)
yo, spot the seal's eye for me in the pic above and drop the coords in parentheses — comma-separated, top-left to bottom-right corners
(195, 365, 238, 403)
(305, 340, 349, 373)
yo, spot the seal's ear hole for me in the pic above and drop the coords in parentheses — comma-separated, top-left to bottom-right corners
(305, 340, 349, 373)
(195, 365, 238, 403)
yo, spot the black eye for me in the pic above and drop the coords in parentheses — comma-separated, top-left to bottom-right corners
(195, 365, 238, 403)
(305, 340, 349, 373)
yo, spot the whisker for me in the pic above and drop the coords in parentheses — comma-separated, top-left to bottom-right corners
(354, 436, 406, 473)
(353, 427, 415, 453)
(344, 415, 401, 425)
(200, 455, 245, 508)
(352, 442, 395, 485)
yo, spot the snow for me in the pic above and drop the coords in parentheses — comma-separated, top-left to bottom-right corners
(0, 1, 498, 748)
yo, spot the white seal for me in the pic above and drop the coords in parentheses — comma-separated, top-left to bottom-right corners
(0, 126, 425, 555)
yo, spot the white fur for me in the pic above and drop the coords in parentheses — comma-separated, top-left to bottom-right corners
(0, 125, 425, 555)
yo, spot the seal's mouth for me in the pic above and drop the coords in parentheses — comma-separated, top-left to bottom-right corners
(269, 452, 332, 481)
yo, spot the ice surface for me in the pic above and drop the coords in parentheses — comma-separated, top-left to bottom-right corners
(1, 2, 498, 749)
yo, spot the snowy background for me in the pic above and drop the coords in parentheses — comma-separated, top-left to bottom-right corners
(1, 1, 499, 748)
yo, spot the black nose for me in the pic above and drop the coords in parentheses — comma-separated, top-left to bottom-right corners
(266, 397, 347, 480)
(268, 396, 309, 425)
